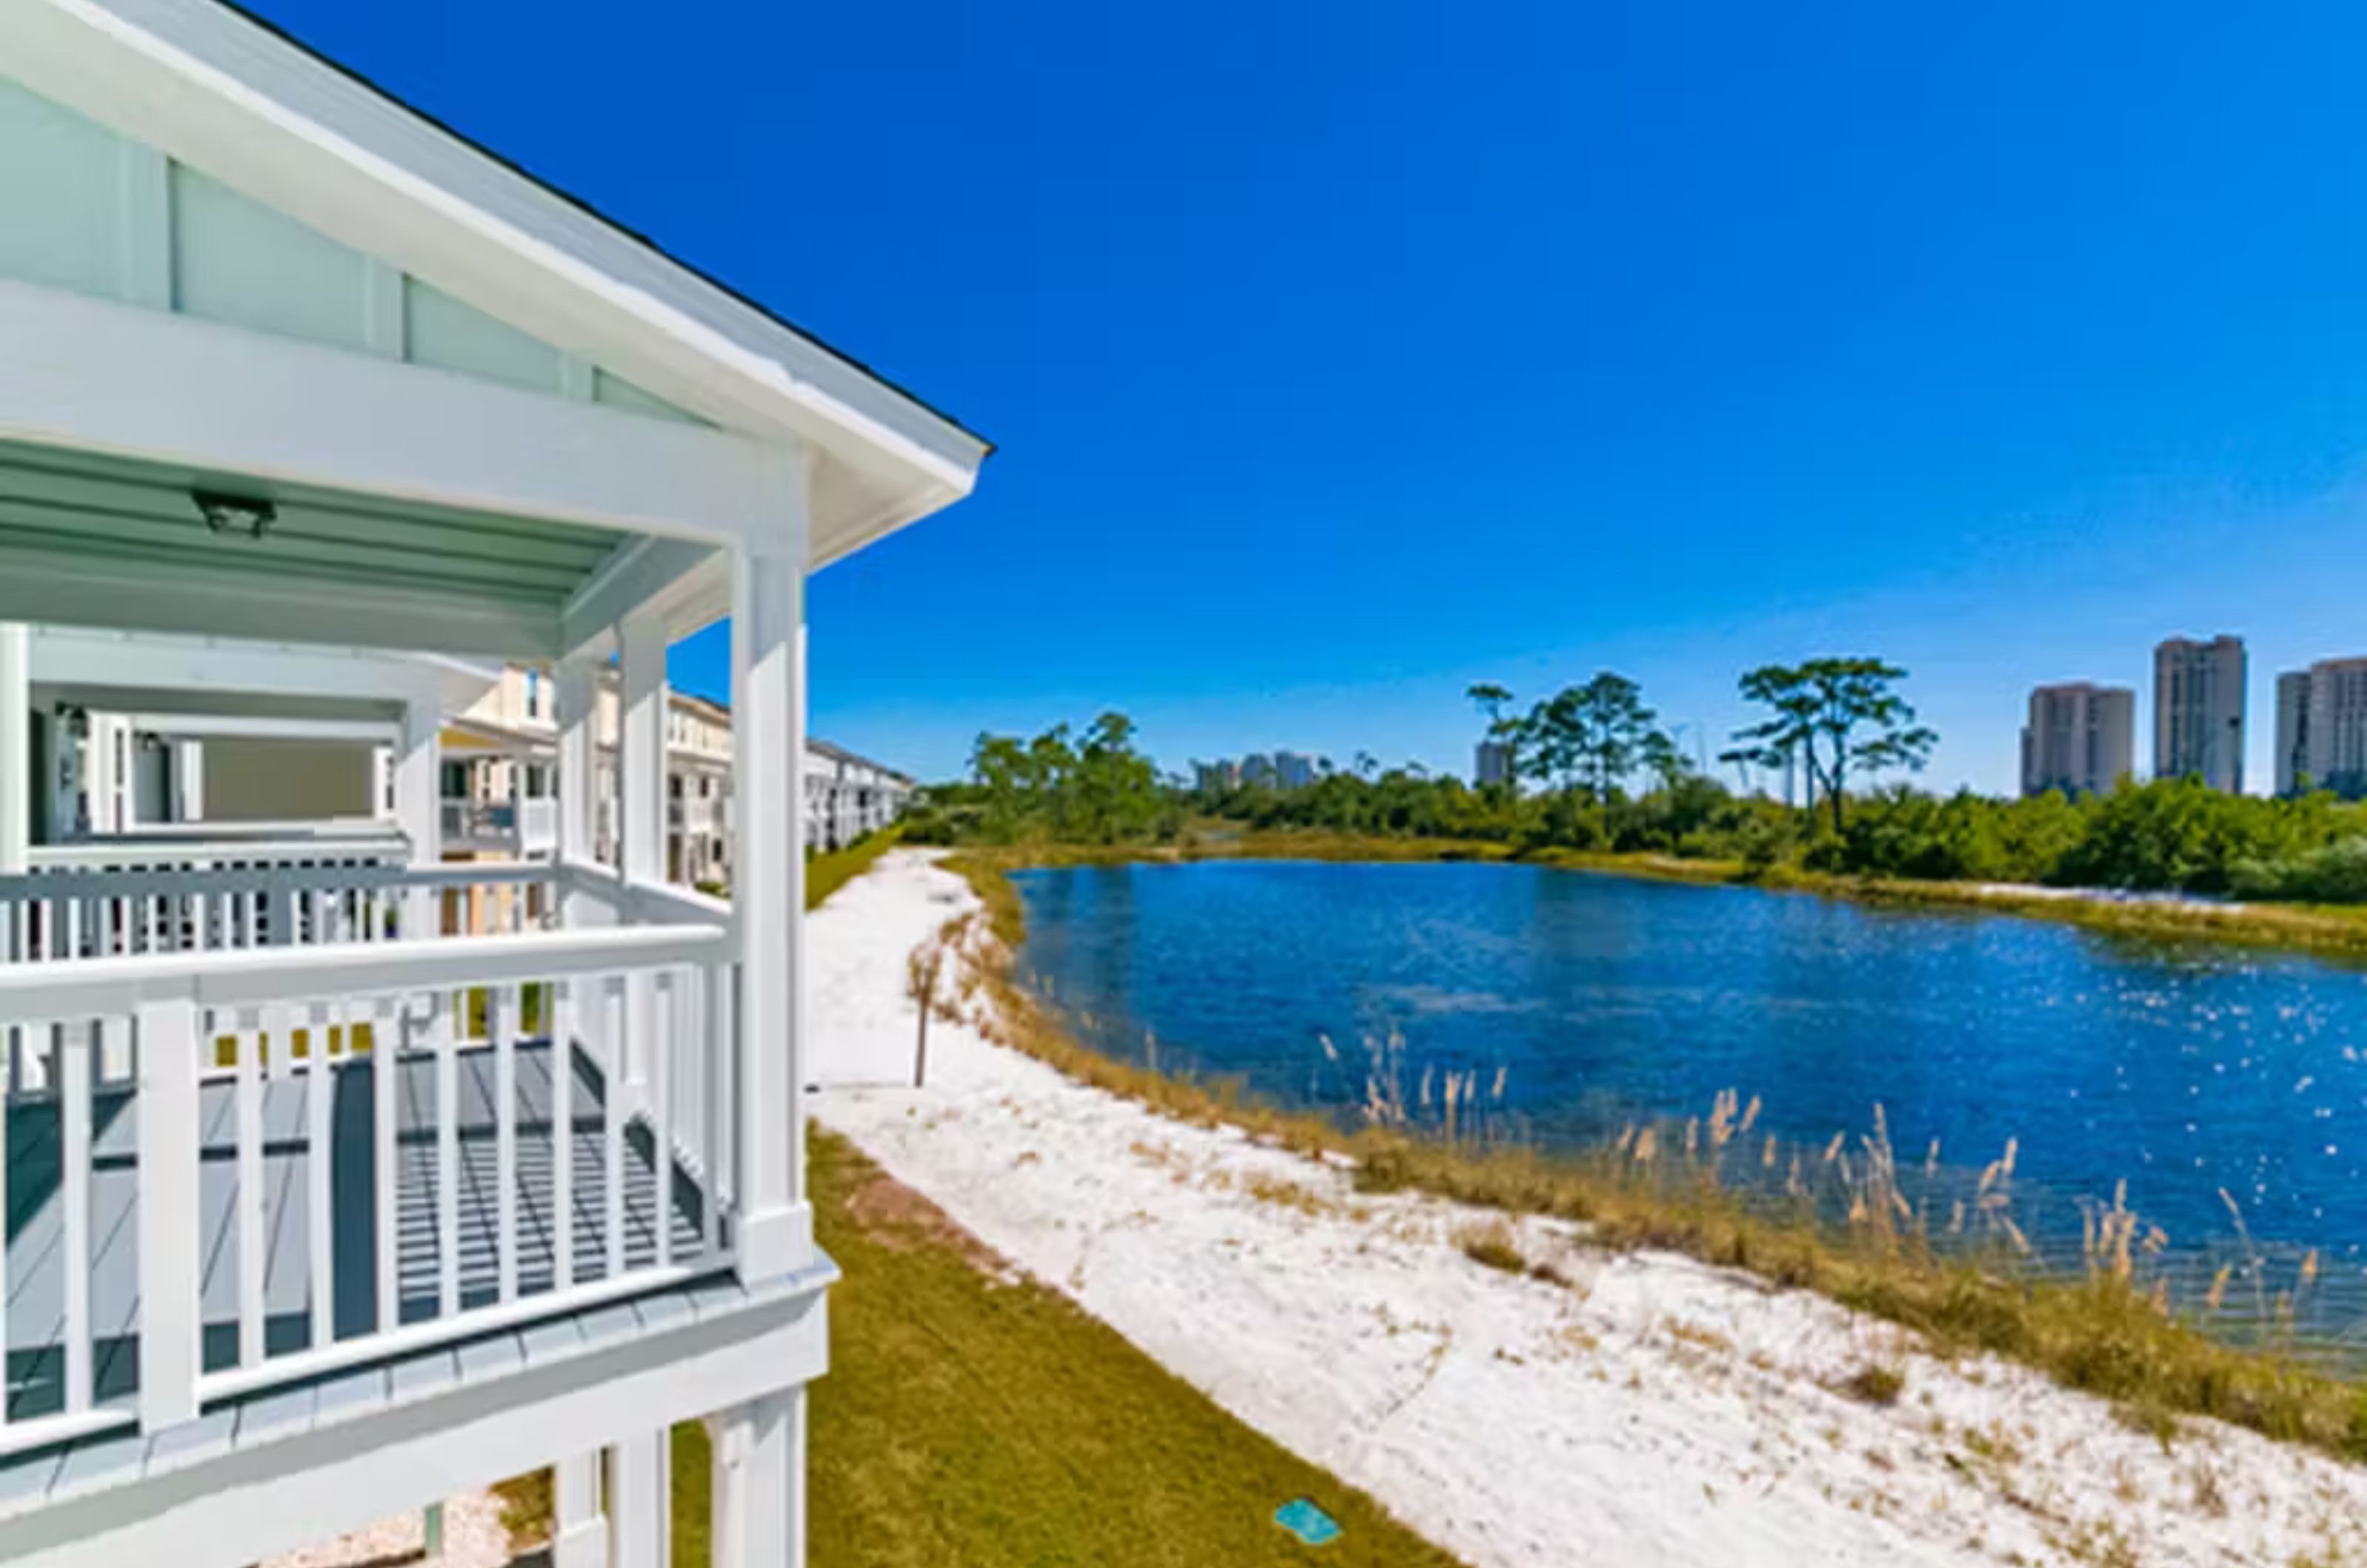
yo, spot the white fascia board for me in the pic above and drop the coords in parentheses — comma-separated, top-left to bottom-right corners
(115, 711, 398, 743)
(0, 280, 795, 548)
(30, 626, 493, 709)
(7, 0, 987, 514)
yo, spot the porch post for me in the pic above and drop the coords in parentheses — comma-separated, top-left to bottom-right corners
(731, 446, 812, 1277)
(87, 713, 124, 834)
(557, 656, 598, 880)
(609, 1427, 670, 1568)
(0, 623, 26, 875)
(551, 1450, 605, 1568)
(172, 737, 204, 824)
(621, 615, 669, 886)
(393, 698, 442, 934)
(708, 1389, 804, 1568)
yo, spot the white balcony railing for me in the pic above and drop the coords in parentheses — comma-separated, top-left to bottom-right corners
(442, 797, 560, 859)
(0, 856, 742, 1459)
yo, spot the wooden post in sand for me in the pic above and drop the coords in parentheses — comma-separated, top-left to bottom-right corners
(908, 941, 946, 1088)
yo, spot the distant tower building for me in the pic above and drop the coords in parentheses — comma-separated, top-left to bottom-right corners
(1474, 739, 1516, 788)
(1192, 760, 1240, 794)
(2275, 671, 2313, 797)
(2019, 683, 2134, 798)
(2278, 658, 2367, 798)
(1274, 751, 1317, 790)
(2153, 635, 2246, 793)
(1239, 753, 1278, 788)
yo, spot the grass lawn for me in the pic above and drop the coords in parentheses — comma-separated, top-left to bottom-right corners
(502, 833, 1458, 1566)
(504, 1134, 1459, 1566)
(806, 828, 903, 910)
(801, 1130, 1459, 1568)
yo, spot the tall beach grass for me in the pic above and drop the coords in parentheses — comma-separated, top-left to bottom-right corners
(944, 846, 2367, 1466)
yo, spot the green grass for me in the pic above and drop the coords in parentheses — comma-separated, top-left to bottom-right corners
(807, 828, 904, 910)
(803, 1130, 1457, 1567)
(501, 827, 1453, 1565)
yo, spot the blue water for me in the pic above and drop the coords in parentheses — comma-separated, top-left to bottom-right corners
(1012, 860, 2367, 1319)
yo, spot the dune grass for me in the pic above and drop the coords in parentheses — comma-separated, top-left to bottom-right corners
(944, 847, 2367, 1469)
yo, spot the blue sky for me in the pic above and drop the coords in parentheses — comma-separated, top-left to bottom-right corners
(259, 1, 2367, 793)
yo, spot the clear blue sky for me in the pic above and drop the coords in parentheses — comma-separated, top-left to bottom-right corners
(259, 0, 2367, 794)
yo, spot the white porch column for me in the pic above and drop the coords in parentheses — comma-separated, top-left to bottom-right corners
(551, 1450, 605, 1568)
(620, 614, 669, 887)
(708, 1389, 805, 1568)
(171, 737, 204, 824)
(393, 699, 442, 936)
(86, 713, 126, 834)
(620, 615, 668, 1095)
(557, 658, 598, 879)
(0, 623, 27, 874)
(608, 1427, 670, 1568)
(732, 516, 812, 1278)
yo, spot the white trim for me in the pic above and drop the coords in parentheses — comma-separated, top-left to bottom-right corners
(359, 255, 405, 358)
(0, 279, 799, 547)
(0, 1268, 831, 1568)
(0, 918, 727, 1021)
(562, 536, 729, 665)
(0, 626, 26, 873)
(110, 141, 172, 309)
(112, 712, 398, 743)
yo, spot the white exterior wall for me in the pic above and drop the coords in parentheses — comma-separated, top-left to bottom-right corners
(0, 80, 703, 428)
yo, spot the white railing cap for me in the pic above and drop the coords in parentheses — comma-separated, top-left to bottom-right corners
(0, 922, 730, 1023)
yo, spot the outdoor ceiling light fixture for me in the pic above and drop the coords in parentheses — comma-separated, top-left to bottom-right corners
(192, 487, 276, 540)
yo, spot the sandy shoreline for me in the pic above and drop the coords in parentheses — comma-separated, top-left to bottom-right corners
(811, 848, 2367, 1568)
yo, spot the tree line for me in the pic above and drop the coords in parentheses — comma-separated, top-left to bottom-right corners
(905, 661, 2367, 902)
(1466, 657, 1935, 836)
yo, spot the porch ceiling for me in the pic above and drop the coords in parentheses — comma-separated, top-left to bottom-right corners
(0, 437, 619, 603)
(0, 437, 698, 661)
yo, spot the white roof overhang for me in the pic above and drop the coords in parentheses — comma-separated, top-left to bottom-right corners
(0, 0, 987, 657)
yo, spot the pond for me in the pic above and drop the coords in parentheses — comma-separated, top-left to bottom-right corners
(1011, 859, 2367, 1342)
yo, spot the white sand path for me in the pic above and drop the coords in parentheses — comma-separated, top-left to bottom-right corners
(811, 849, 2367, 1568)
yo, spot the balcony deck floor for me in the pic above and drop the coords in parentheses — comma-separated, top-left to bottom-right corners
(2, 1040, 715, 1423)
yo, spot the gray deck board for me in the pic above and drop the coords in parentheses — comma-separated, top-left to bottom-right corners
(4, 1038, 714, 1423)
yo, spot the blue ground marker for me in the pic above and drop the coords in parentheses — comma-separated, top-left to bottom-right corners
(1274, 1497, 1342, 1547)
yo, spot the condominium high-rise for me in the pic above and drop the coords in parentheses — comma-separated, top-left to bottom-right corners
(2153, 635, 2246, 793)
(1474, 738, 1516, 788)
(2274, 658, 2367, 798)
(2275, 670, 2313, 797)
(1274, 750, 1317, 790)
(2019, 682, 2134, 798)
(1192, 759, 1240, 794)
